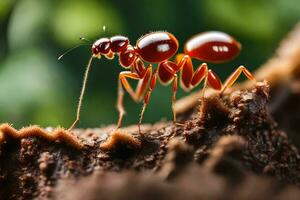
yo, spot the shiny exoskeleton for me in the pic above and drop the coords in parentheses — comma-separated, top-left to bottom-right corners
(68, 31, 255, 132)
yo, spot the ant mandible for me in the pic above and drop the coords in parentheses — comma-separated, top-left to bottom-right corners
(65, 31, 255, 133)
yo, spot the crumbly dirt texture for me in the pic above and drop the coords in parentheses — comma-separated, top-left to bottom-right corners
(1, 82, 300, 200)
(2, 24, 300, 200)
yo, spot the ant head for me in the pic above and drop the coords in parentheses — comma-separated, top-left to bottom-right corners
(58, 34, 129, 60)
(92, 36, 129, 58)
(92, 38, 111, 58)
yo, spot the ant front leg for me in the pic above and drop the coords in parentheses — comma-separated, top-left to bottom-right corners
(117, 66, 152, 129)
(68, 56, 94, 131)
(221, 66, 255, 94)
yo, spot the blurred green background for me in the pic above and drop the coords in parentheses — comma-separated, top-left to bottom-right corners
(0, 0, 299, 128)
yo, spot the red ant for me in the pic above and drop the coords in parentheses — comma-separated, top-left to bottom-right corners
(61, 31, 255, 133)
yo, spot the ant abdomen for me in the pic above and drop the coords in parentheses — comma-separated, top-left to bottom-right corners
(184, 31, 241, 63)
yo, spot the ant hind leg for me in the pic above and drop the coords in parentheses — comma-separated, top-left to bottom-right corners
(220, 66, 255, 94)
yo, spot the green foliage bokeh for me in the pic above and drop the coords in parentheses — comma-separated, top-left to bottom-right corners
(0, 0, 299, 128)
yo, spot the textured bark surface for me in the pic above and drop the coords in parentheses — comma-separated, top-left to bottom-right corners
(1, 24, 300, 200)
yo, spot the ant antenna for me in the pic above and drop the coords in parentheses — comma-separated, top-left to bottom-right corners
(80, 37, 92, 43)
(58, 44, 88, 60)
(58, 37, 92, 60)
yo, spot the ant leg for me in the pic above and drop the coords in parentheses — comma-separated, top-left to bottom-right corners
(157, 61, 182, 125)
(170, 74, 185, 127)
(68, 56, 94, 131)
(207, 69, 222, 90)
(116, 67, 152, 129)
(201, 73, 208, 99)
(176, 54, 210, 107)
(175, 54, 193, 91)
(221, 66, 255, 94)
(116, 79, 126, 129)
(119, 72, 141, 102)
(139, 69, 158, 134)
(175, 54, 209, 94)
(135, 66, 152, 102)
(172, 74, 178, 124)
(190, 63, 209, 99)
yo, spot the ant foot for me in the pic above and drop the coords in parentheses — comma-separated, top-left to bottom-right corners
(173, 121, 184, 126)
(137, 123, 145, 137)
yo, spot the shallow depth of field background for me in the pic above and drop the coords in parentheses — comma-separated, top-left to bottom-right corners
(0, 0, 299, 128)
